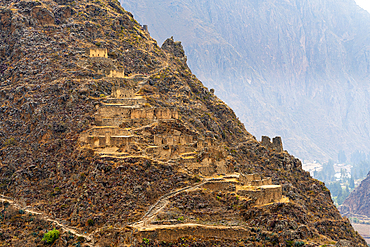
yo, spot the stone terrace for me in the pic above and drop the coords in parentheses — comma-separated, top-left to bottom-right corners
(78, 48, 287, 245)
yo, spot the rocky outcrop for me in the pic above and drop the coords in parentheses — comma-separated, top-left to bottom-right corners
(31, 6, 55, 25)
(161, 36, 187, 63)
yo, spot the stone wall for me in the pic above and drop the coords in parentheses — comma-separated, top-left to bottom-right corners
(237, 185, 282, 205)
(261, 136, 283, 152)
(103, 98, 146, 106)
(108, 70, 125, 78)
(87, 136, 106, 148)
(239, 174, 261, 185)
(155, 108, 179, 120)
(111, 87, 134, 98)
(202, 180, 237, 191)
(97, 106, 131, 119)
(85, 127, 131, 137)
(154, 134, 193, 146)
(89, 48, 108, 58)
(134, 224, 252, 243)
(110, 136, 133, 147)
(251, 178, 272, 186)
(86, 135, 133, 148)
(96, 106, 178, 124)
(197, 137, 216, 149)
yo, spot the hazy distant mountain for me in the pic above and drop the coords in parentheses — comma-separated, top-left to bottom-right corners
(121, 0, 370, 162)
(341, 172, 370, 218)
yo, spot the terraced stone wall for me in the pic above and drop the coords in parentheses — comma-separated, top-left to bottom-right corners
(134, 225, 252, 243)
(237, 186, 282, 205)
(89, 48, 108, 58)
(154, 134, 193, 146)
(111, 87, 134, 98)
(108, 70, 125, 78)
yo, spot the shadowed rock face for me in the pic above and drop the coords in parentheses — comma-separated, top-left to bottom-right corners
(341, 172, 370, 218)
(161, 36, 187, 62)
(120, 0, 370, 162)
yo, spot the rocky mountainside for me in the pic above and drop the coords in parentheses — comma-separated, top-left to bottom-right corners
(120, 0, 370, 162)
(341, 172, 370, 221)
(0, 0, 367, 246)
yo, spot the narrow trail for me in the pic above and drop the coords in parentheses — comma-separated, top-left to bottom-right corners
(131, 179, 209, 227)
(0, 177, 209, 246)
(125, 60, 169, 81)
(0, 195, 94, 245)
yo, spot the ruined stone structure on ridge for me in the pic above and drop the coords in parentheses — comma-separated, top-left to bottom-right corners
(143, 24, 149, 33)
(107, 69, 125, 78)
(78, 48, 286, 244)
(89, 48, 108, 58)
(111, 86, 134, 98)
(261, 136, 283, 152)
(79, 86, 179, 152)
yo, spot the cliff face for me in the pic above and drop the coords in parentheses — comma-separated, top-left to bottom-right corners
(0, 0, 367, 246)
(341, 173, 370, 219)
(120, 0, 370, 162)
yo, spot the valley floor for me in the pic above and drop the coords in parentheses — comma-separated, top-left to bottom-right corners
(352, 223, 370, 244)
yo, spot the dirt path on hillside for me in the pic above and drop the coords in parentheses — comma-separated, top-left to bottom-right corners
(0, 195, 94, 245)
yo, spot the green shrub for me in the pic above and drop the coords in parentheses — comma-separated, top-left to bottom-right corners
(77, 236, 85, 242)
(286, 241, 294, 247)
(143, 238, 149, 244)
(87, 219, 94, 226)
(42, 228, 60, 244)
(3, 138, 16, 146)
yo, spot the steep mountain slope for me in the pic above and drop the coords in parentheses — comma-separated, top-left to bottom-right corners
(0, 0, 367, 246)
(121, 0, 370, 162)
(341, 172, 370, 220)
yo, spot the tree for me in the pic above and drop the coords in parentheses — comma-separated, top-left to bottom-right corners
(349, 176, 355, 189)
(350, 150, 367, 164)
(340, 168, 347, 181)
(327, 181, 342, 197)
(42, 228, 60, 244)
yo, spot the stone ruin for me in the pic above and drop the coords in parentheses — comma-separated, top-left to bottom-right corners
(111, 86, 134, 98)
(202, 173, 283, 206)
(89, 48, 108, 58)
(77, 49, 286, 245)
(143, 24, 149, 34)
(261, 136, 283, 152)
(107, 69, 125, 78)
(79, 82, 231, 176)
(127, 172, 285, 245)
